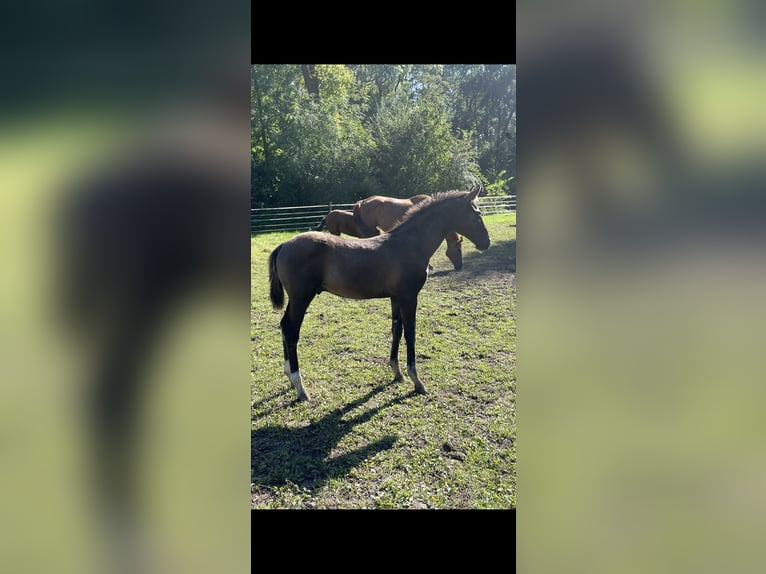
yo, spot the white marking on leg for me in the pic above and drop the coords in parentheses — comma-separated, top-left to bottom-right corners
(290, 371, 309, 401)
(284, 360, 291, 377)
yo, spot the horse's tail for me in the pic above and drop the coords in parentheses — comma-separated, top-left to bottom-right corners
(268, 245, 285, 310)
(352, 201, 380, 238)
(315, 216, 327, 231)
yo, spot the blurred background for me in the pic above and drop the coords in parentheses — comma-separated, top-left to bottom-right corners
(0, 1, 250, 573)
(518, 0, 766, 572)
(4, 0, 766, 570)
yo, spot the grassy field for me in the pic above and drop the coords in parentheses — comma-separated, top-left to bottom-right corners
(251, 213, 516, 509)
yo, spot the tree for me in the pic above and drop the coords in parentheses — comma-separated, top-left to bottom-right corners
(251, 65, 375, 207)
(446, 64, 516, 194)
(251, 64, 515, 208)
(300, 64, 320, 100)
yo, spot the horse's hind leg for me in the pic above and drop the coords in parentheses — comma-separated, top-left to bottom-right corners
(388, 297, 404, 383)
(282, 335, 290, 377)
(400, 296, 427, 394)
(280, 297, 314, 401)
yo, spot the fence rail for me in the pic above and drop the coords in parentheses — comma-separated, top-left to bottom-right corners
(251, 195, 515, 234)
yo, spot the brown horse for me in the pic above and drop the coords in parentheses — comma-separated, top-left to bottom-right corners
(352, 194, 465, 270)
(315, 209, 366, 237)
(269, 189, 490, 402)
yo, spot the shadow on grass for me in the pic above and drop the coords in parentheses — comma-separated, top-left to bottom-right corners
(439, 238, 516, 280)
(250, 387, 293, 419)
(251, 382, 410, 493)
(429, 269, 457, 278)
(251, 387, 289, 410)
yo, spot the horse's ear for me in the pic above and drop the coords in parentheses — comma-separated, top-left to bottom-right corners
(467, 188, 480, 201)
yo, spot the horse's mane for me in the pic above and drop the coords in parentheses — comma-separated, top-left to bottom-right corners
(388, 190, 470, 233)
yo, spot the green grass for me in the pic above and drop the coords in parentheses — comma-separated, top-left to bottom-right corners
(251, 213, 516, 509)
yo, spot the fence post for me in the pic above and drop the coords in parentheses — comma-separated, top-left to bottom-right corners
(328, 202, 332, 213)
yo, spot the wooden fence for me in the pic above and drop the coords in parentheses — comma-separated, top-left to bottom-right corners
(251, 195, 515, 234)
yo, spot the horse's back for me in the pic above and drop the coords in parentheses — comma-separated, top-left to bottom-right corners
(327, 209, 354, 223)
(379, 198, 417, 231)
(275, 232, 397, 299)
(326, 209, 361, 237)
(274, 233, 331, 297)
(357, 195, 418, 231)
(277, 232, 338, 262)
(275, 232, 370, 274)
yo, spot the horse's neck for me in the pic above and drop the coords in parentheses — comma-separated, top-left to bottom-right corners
(391, 211, 451, 263)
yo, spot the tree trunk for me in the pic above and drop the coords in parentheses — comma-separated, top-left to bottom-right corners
(301, 64, 320, 100)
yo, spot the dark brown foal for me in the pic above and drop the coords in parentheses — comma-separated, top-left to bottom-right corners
(269, 189, 490, 401)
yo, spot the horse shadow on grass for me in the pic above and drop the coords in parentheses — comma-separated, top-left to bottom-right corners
(431, 238, 516, 279)
(251, 382, 409, 493)
(464, 237, 516, 275)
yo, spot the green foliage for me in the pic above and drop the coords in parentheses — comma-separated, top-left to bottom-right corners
(446, 65, 516, 195)
(486, 170, 514, 196)
(371, 98, 477, 197)
(251, 64, 515, 207)
(473, 168, 515, 197)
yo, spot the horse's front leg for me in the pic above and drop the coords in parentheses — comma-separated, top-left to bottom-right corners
(400, 295, 427, 394)
(389, 297, 404, 383)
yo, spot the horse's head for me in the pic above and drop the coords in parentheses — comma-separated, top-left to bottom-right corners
(445, 235, 464, 270)
(452, 189, 491, 252)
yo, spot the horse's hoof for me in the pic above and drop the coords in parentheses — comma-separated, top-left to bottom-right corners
(414, 383, 428, 395)
(296, 392, 310, 402)
(389, 360, 404, 383)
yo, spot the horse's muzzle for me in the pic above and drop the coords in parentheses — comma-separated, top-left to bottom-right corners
(474, 237, 491, 251)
